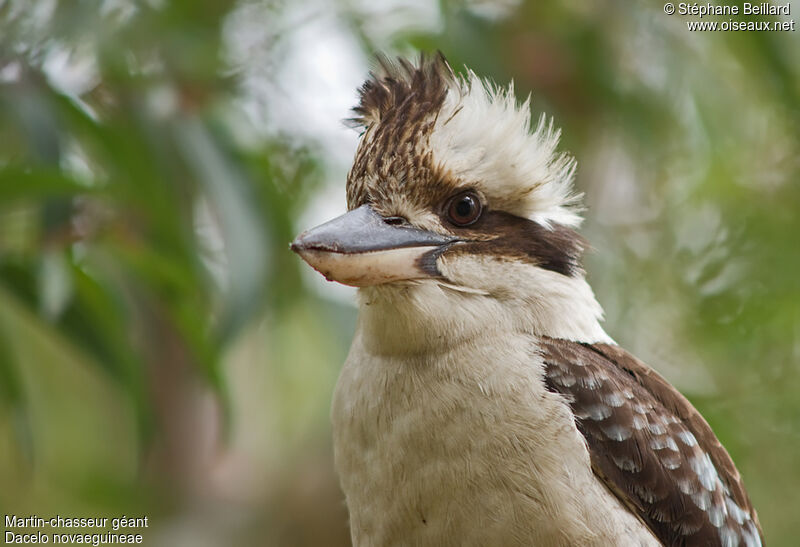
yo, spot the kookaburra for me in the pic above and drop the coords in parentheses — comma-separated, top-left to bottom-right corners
(291, 54, 763, 546)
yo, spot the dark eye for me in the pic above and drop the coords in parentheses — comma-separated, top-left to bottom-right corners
(446, 191, 483, 227)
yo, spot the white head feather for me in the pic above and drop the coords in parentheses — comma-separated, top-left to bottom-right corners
(429, 70, 582, 227)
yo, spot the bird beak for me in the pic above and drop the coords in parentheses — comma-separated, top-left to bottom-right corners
(290, 204, 456, 287)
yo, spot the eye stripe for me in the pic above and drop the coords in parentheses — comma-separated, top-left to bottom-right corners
(443, 210, 585, 277)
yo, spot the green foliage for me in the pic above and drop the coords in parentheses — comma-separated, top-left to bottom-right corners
(0, 0, 324, 517)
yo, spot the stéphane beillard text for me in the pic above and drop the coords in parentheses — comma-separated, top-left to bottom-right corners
(678, 2, 791, 17)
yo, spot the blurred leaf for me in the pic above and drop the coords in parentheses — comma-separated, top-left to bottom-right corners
(173, 116, 269, 343)
(0, 310, 34, 464)
(37, 249, 73, 320)
(0, 167, 94, 202)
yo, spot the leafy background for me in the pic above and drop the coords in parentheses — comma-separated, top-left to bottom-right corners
(0, 0, 798, 545)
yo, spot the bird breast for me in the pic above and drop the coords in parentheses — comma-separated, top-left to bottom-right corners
(331, 327, 661, 546)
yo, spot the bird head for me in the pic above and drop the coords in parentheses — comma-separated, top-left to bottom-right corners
(292, 54, 609, 348)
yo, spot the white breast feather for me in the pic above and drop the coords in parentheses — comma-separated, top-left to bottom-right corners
(332, 304, 658, 546)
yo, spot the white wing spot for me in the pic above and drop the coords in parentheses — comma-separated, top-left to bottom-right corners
(677, 477, 699, 495)
(585, 403, 612, 421)
(692, 489, 712, 510)
(665, 436, 679, 452)
(559, 374, 576, 387)
(601, 391, 625, 408)
(579, 375, 602, 389)
(690, 453, 720, 491)
(678, 430, 698, 447)
(708, 502, 726, 527)
(720, 525, 738, 547)
(725, 497, 748, 525)
(600, 423, 632, 441)
(744, 522, 762, 547)
(650, 437, 670, 450)
(612, 454, 640, 472)
(661, 454, 681, 470)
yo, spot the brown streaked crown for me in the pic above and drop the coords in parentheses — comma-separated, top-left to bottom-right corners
(349, 52, 453, 128)
(346, 53, 459, 213)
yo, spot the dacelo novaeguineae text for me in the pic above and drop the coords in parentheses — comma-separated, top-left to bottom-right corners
(291, 54, 763, 547)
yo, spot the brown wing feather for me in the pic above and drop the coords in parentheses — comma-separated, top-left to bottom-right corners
(539, 337, 763, 547)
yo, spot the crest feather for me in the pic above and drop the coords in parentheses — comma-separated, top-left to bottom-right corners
(349, 52, 454, 128)
(349, 54, 582, 227)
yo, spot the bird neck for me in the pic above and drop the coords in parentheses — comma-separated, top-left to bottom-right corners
(356, 274, 613, 358)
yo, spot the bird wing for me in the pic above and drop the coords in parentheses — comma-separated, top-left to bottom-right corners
(538, 337, 763, 547)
